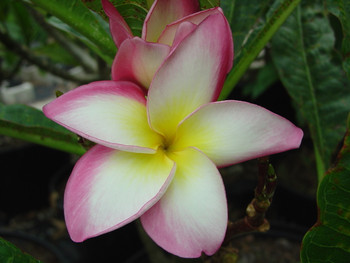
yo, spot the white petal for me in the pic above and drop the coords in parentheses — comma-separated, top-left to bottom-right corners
(43, 81, 162, 153)
(141, 147, 227, 257)
(147, 13, 233, 139)
(64, 145, 175, 242)
(173, 101, 304, 166)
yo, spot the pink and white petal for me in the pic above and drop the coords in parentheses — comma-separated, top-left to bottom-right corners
(158, 8, 223, 47)
(147, 14, 233, 139)
(112, 37, 170, 89)
(43, 81, 162, 153)
(170, 21, 197, 50)
(102, 0, 133, 48)
(142, 0, 199, 43)
(141, 147, 227, 258)
(65, 145, 175, 242)
(173, 101, 304, 167)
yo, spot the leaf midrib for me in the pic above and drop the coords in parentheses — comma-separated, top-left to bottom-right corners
(296, 5, 326, 178)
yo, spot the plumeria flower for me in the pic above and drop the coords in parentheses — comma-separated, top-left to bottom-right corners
(43, 1, 303, 258)
(102, 0, 228, 90)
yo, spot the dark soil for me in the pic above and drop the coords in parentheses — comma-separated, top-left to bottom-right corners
(231, 233, 301, 263)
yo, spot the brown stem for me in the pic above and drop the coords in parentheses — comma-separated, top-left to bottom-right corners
(26, 6, 97, 74)
(0, 29, 97, 84)
(223, 157, 277, 245)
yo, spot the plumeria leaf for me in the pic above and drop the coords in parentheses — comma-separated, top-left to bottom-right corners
(219, 0, 301, 99)
(7, 0, 39, 45)
(45, 15, 113, 64)
(32, 42, 80, 66)
(28, 0, 116, 61)
(83, 0, 148, 37)
(221, 0, 271, 59)
(0, 237, 41, 263)
(300, 114, 350, 263)
(0, 103, 86, 155)
(199, 0, 220, 10)
(242, 62, 279, 99)
(325, 0, 350, 78)
(270, 2, 350, 180)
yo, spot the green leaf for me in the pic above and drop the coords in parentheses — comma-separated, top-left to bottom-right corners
(0, 237, 41, 263)
(33, 42, 79, 66)
(199, 0, 220, 10)
(2, 0, 44, 46)
(0, 103, 86, 155)
(45, 16, 113, 65)
(221, 0, 271, 60)
(219, 0, 301, 99)
(113, 3, 148, 37)
(28, 0, 116, 62)
(242, 62, 279, 99)
(270, 2, 350, 180)
(82, 0, 148, 37)
(146, 0, 154, 9)
(326, 0, 350, 78)
(300, 114, 350, 263)
(9, 1, 39, 45)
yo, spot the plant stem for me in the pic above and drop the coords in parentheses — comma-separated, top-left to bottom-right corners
(26, 5, 97, 74)
(0, 29, 97, 84)
(219, 0, 301, 100)
(223, 157, 277, 245)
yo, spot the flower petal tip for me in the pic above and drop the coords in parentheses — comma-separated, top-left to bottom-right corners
(290, 126, 304, 149)
(102, 0, 133, 48)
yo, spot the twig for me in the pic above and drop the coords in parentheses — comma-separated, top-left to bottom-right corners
(0, 29, 97, 84)
(26, 5, 97, 74)
(223, 157, 277, 245)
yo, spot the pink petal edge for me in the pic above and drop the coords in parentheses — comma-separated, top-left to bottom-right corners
(147, 13, 234, 138)
(65, 145, 176, 242)
(43, 80, 161, 153)
(112, 37, 170, 89)
(141, 147, 227, 257)
(174, 100, 304, 167)
(102, 0, 133, 48)
(158, 7, 222, 47)
(142, 0, 199, 42)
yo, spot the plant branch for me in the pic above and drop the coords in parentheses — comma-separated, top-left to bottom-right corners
(0, 29, 97, 84)
(223, 157, 277, 245)
(26, 5, 97, 74)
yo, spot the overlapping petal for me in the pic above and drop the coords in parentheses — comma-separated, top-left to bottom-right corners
(141, 147, 227, 257)
(43, 81, 162, 153)
(173, 101, 304, 167)
(147, 13, 233, 139)
(157, 8, 223, 47)
(142, 0, 199, 42)
(170, 21, 197, 50)
(112, 38, 170, 89)
(65, 145, 176, 242)
(102, 0, 133, 48)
